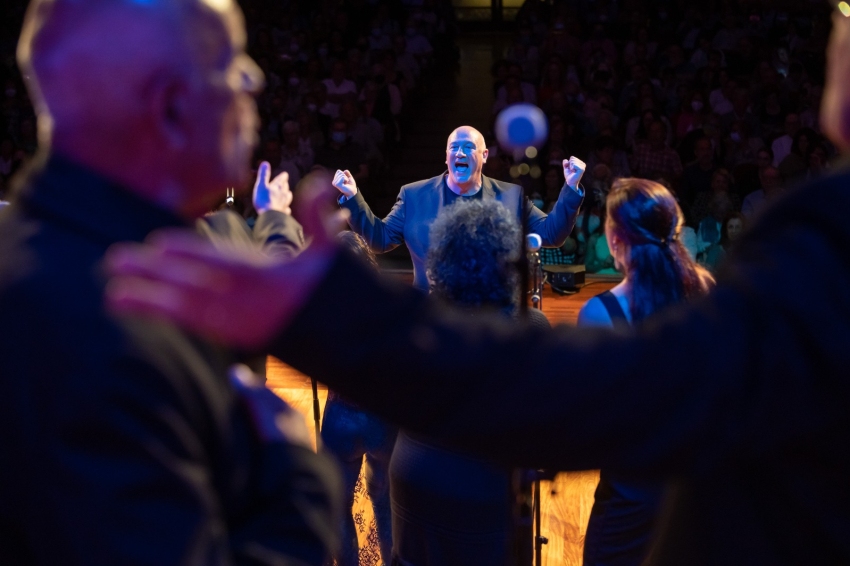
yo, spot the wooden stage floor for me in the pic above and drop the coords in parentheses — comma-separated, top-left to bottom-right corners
(267, 274, 620, 566)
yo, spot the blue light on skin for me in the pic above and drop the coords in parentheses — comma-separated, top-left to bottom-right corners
(446, 127, 488, 195)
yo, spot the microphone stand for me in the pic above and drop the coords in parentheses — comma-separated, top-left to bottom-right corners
(311, 378, 322, 451)
(513, 183, 548, 566)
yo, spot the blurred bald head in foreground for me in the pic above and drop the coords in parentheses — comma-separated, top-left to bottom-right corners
(0, 1, 340, 563)
(18, 0, 263, 217)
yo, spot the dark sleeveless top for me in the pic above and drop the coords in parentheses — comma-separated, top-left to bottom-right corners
(583, 290, 665, 566)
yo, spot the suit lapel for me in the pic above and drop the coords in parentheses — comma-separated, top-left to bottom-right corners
(435, 173, 447, 211)
(482, 175, 497, 201)
(486, 176, 522, 219)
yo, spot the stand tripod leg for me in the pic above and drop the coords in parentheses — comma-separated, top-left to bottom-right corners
(311, 378, 322, 451)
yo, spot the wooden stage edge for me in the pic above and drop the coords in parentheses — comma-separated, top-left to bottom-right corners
(268, 274, 620, 566)
(267, 273, 621, 390)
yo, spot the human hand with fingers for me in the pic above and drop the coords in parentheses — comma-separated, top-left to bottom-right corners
(563, 156, 587, 189)
(332, 169, 358, 198)
(253, 161, 293, 215)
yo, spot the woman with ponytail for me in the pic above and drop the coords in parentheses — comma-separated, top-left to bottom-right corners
(577, 178, 714, 566)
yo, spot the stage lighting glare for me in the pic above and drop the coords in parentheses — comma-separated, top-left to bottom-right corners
(840, 1, 850, 17)
(519, 163, 530, 175)
(525, 146, 538, 159)
(530, 165, 542, 179)
(510, 165, 520, 178)
(495, 103, 548, 151)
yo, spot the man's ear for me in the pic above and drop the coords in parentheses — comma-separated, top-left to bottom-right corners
(150, 77, 188, 151)
(482, 147, 489, 163)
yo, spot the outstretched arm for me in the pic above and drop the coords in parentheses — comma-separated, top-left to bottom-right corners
(526, 156, 585, 246)
(332, 169, 405, 253)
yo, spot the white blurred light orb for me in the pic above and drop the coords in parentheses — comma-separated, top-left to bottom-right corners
(495, 104, 548, 151)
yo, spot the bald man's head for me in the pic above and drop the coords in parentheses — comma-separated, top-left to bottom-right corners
(446, 126, 485, 151)
(18, 0, 263, 218)
(445, 126, 488, 194)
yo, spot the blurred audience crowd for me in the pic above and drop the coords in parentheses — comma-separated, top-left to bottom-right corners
(0, 0, 458, 208)
(483, 0, 834, 272)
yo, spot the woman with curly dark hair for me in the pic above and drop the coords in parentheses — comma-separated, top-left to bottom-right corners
(578, 178, 714, 566)
(389, 198, 546, 566)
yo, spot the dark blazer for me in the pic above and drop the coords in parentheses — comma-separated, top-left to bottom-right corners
(342, 173, 583, 289)
(274, 167, 850, 564)
(0, 155, 339, 565)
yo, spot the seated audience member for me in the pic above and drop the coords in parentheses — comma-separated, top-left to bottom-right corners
(296, 109, 325, 152)
(368, 18, 392, 52)
(390, 199, 541, 566)
(720, 88, 761, 137)
(587, 135, 631, 180)
(778, 127, 821, 183)
(359, 76, 394, 133)
(322, 231, 396, 566)
(495, 63, 538, 106)
(315, 119, 369, 183)
(403, 19, 434, 67)
(382, 50, 413, 97)
(673, 91, 709, 142)
(369, 63, 402, 119)
(709, 77, 736, 116)
(584, 213, 619, 275)
(742, 165, 784, 220)
(807, 143, 830, 179)
(578, 178, 714, 566)
(696, 192, 734, 259)
(261, 138, 301, 187)
(701, 213, 745, 272)
(759, 91, 786, 140)
(393, 34, 421, 84)
(755, 146, 774, 173)
(655, 175, 699, 260)
(679, 136, 717, 210)
(281, 120, 315, 177)
(771, 112, 802, 167)
(313, 83, 337, 122)
(625, 109, 672, 152)
(630, 120, 683, 180)
(690, 168, 741, 227)
(574, 174, 609, 266)
(723, 120, 765, 169)
(339, 101, 384, 164)
(322, 59, 358, 118)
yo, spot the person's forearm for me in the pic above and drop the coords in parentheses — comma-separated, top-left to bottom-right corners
(531, 182, 583, 246)
(268, 251, 756, 476)
(339, 190, 404, 253)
